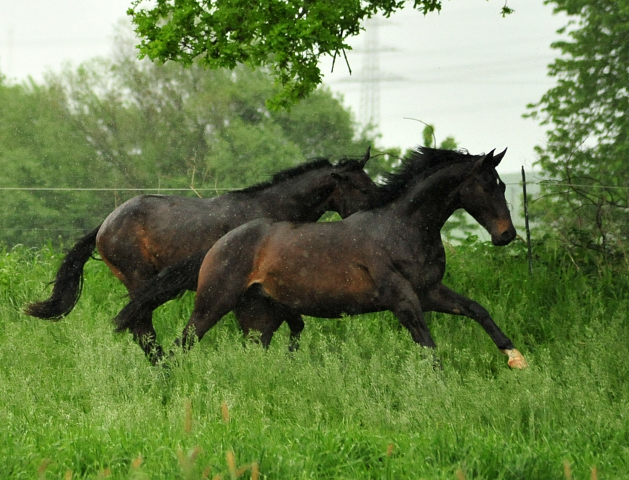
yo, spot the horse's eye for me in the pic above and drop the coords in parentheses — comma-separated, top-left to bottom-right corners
(479, 173, 495, 190)
(486, 174, 503, 190)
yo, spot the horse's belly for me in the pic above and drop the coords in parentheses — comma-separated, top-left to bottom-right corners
(255, 261, 378, 316)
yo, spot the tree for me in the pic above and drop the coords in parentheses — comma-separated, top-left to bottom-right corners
(128, 0, 513, 109)
(526, 0, 629, 256)
(49, 29, 378, 189)
(0, 32, 377, 247)
(420, 123, 457, 151)
(0, 75, 113, 247)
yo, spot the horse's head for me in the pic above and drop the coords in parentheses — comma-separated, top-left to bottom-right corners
(458, 148, 516, 246)
(326, 147, 380, 218)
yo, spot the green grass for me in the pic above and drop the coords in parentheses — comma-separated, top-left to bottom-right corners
(0, 240, 627, 479)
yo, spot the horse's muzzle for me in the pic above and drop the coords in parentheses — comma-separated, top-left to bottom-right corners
(491, 225, 517, 246)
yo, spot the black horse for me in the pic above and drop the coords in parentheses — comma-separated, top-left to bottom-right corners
(176, 147, 527, 369)
(25, 151, 380, 363)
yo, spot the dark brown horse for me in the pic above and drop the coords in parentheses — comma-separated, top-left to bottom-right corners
(177, 147, 527, 369)
(25, 152, 380, 362)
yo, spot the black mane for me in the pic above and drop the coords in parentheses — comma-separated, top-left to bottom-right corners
(374, 147, 481, 207)
(235, 158, 332, 194)
(233, 154, 369, 195)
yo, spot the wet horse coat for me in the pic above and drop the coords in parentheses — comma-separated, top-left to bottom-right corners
(25, 154, 380, 362)
(180, 147, 527, 368)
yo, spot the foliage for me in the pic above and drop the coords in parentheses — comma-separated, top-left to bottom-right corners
(2, 240, 628, 478)
(419, 122, 456, 151)
(52, 34, 373, 190)
(526, 0, 629, 257)
(0, 31, 376, 248)
(128, 0, 513, 109)
(0, 78, 112, 247)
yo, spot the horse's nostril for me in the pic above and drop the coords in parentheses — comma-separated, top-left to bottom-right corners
(500, 228, 516, 244)
(492, 227, 516, 246)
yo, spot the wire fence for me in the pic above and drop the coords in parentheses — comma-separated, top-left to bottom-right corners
(0, 179, 625, 246)
(0, 187, 238, 191)
(0, 181, 624, 191)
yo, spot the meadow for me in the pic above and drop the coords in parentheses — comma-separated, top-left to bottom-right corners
(0, 238, 627, 479)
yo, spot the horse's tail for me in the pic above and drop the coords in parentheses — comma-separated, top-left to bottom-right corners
(24, 225, 101, 320)
(113, 251, 206, 333)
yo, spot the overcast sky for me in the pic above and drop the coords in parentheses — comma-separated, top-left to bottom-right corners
(0, 0, 567, 173)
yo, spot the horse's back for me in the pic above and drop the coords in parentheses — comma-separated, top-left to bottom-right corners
(96, 194, 240, 289)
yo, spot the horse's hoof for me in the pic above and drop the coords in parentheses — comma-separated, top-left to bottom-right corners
(501, 348, 528, 369)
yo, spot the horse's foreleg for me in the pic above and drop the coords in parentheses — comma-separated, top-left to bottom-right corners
(393, 300, 437, 349)
(383, 278, 437, 349)
(423, 283, 527, 369)
(390, 295, 441, 369)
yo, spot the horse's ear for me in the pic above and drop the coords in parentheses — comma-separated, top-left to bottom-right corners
(484, 149, 496, 166)
(474, 149, 495, 170)
(493, 147, 507, 166)
(360, 146, 371, 167)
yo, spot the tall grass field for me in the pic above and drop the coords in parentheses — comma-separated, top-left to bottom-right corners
(0, 239, 627, 479)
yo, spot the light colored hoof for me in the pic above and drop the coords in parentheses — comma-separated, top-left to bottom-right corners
(501, 348, 528, 369)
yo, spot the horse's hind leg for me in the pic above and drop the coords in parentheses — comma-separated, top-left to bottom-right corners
(179, 219, 272, 350)
(285, 314, 305, 352)
(104, 265, 165, 362)
(179, 254, 254, 349)
(180, 288, 242, 348)
(422, 283, 527, 369)
(130, 314, 165, 364)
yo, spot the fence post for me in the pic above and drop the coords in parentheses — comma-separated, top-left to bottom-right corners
(521, 167, 533, 274)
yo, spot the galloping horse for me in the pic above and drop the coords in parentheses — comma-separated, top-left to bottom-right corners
(25, 151, 380, 362)
(177, 147, 528, 369)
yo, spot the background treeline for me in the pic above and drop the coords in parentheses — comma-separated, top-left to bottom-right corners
(4, 0, 629, 268)
(524, 0, 629, 262)
(0, 33, 398, 247)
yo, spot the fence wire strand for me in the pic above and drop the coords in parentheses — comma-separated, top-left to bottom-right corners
(0, 182, 625, 191)
(0, 180, 625, 237)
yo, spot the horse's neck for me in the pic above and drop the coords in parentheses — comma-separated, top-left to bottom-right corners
(247, 172, 331, 221)
(401, 165, 468, 232)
